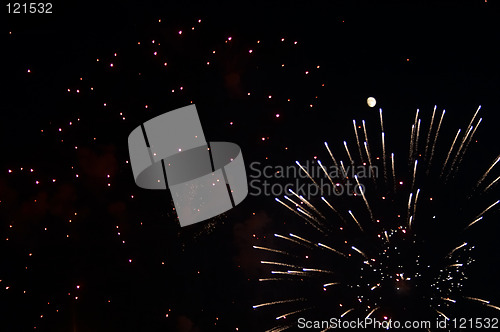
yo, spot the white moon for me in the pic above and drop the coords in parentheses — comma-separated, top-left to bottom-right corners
(367, 97, 376, 107)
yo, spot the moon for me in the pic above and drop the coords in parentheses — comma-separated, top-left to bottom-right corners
(367, 97, 376, 107)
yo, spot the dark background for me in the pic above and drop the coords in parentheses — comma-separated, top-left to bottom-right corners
(0, 0, 499, 331)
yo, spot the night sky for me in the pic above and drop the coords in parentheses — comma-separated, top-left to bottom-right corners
(1, 1, 499, 331)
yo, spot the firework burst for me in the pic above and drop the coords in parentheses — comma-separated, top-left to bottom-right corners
(253, 106, 499, 331)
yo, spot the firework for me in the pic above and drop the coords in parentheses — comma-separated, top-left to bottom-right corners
(253, 106, 499, 331)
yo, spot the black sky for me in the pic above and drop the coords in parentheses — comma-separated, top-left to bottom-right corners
(1, 1, 499, 331)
